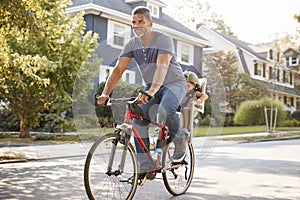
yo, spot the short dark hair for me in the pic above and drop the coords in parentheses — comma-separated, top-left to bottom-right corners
(132, 6, 152, 21)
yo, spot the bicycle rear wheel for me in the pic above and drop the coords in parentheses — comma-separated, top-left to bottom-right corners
(84, 133, 138, 200)
(162, 142, 195, 196)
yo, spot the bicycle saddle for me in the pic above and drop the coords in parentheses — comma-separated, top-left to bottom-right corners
(128, 103, 144, 117)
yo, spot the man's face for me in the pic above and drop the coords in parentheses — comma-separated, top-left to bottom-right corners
(132, 14, 152, 38)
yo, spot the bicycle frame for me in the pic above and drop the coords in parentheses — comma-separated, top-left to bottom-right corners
(107, 98, 169, 175)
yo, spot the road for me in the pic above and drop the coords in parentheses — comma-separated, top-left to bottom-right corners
(1, 138, 300, 200)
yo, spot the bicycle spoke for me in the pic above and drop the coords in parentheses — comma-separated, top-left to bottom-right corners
(84, 133, 138, 200)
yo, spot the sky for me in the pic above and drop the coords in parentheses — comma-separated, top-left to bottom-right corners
(162, 0, 300, 44)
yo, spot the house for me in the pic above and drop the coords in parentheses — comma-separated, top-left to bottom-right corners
(66, 0, 210, 86)
(284, 47, 300, 86)
(197, 25, 300, 111)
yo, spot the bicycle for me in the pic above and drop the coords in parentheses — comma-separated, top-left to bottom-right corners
(84, 97, 195, 200)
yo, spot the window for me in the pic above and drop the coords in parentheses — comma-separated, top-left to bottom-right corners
(269, 49, 273, 60)
(277, 69, 280, 82)
(107, 20, 131, 49)
(254, 63, 261, 75)
(284, 96, 287, 104)
(125, 73, 130, 83)
(286, 57, 299, 66)
(147, 3, 159, 18)
(262, 63, 266, 77)
(269, 66, 273, 80)
(290, 72, 293, 85)
(283, 70, 286, 83)
(177, 41, 194, 65)
(105, 68, 110, 80)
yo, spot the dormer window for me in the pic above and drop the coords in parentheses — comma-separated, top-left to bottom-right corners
(147, 3, 159, 18)
(285, 57, 299, 66)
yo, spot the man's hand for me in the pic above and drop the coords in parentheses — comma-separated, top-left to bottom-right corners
(97, 94, 110, 106)
(137, 90, 153, 104)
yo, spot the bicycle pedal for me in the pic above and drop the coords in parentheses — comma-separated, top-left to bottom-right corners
(146, 171, 156, 180)
(138, 176, 147, 186)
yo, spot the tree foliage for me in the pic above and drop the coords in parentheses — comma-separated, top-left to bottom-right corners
(0, 0, 99, 137)
(203, 51, 269, 112)
(163, 0, 236, 37)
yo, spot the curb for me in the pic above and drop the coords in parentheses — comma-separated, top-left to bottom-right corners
(242, 135, 300, 143)
(0, 154, 86, 164)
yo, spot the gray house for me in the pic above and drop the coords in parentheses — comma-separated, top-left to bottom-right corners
(66, 0, 210, 85)
(197, 25, 300, 111)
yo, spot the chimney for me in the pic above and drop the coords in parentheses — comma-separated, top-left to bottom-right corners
(196, 23, 203, 30)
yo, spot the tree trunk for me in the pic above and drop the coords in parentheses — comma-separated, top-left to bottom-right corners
(19, 119, 30, 138)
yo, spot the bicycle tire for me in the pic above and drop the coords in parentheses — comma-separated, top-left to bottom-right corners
(84, 133, 138, 200)
(162, 142, 195, 196)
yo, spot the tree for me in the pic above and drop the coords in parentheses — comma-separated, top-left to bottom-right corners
(163, 0, 236, 37)
(203, 51, 269, 112)
(0, 0, 99, 138)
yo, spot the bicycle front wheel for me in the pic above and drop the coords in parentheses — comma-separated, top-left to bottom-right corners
(84, 133, 138, 200)
(162, 142, 195, 196)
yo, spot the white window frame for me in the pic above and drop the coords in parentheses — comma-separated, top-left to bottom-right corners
(177, 41, 194, 66)
(107, 20, 131, 49)
(288, 57, 299, 66)
(99, 65, 136, 84)
(147, 3, 159, 18)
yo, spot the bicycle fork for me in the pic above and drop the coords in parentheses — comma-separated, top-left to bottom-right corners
(106, 124, 132, 176)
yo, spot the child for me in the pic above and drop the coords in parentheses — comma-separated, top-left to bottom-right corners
(179, 71, 208, 135)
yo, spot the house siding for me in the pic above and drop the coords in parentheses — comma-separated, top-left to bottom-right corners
(68, 0, 209, 86)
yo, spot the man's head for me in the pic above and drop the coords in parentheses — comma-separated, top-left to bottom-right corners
(132, 6, 152, 21)
(131, 6, 153, 38)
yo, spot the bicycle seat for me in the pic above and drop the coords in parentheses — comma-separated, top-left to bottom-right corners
(128, 103, 144, 117)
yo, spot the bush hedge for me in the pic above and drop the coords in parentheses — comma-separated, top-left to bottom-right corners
(234, 99, 287, 126)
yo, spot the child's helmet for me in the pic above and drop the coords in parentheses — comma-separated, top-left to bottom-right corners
(183, 71, 199, 85)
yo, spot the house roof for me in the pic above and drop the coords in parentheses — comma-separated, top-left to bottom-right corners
(211, 30, 269, 62)
(68, 0, 210, 47)
(255, 79, 300, 97)
(284, 47, 300, 55)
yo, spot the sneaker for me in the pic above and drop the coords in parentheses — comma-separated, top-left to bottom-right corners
(172, 150, 186, 163)
(172, 129, 188, 163)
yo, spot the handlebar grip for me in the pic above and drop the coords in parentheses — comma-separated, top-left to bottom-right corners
(139, 90, 154, 100)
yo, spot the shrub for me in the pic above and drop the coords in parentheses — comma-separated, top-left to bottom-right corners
(234, 99, 286, 126)
(34, 133, 57, 141)
(197, 115, 211, 126)
(278, 119, 300, 127)
(290, 110, 300, 121)
(0, 109, 19, 131)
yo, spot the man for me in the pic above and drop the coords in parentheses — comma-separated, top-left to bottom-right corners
(97, 6, 186, 177)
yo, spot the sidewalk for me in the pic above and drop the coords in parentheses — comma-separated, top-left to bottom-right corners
(0, 142, 93, 164)
(1, 131, 300, 164)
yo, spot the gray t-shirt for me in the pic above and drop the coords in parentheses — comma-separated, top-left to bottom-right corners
(120, 31, 185, 86)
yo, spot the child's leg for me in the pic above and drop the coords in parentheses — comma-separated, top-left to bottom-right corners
(182, 107, 191, 131)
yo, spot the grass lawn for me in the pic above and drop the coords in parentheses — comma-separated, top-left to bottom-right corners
(193, 126, 300, 137)
(0, 126, 299, 144)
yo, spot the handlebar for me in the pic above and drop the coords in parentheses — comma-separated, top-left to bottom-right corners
(105, 97, 138, 106)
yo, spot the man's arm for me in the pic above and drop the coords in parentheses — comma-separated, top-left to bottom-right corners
(138, 53, 171, 104)
(97, 56, 131, 106)
(147, 53, 172, 95)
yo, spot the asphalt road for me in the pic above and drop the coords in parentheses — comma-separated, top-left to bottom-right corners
(1, 138, 300, 200)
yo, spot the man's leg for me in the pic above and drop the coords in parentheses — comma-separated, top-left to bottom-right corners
(133, 97, 160, 176)
(158, 85, 186, 162)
